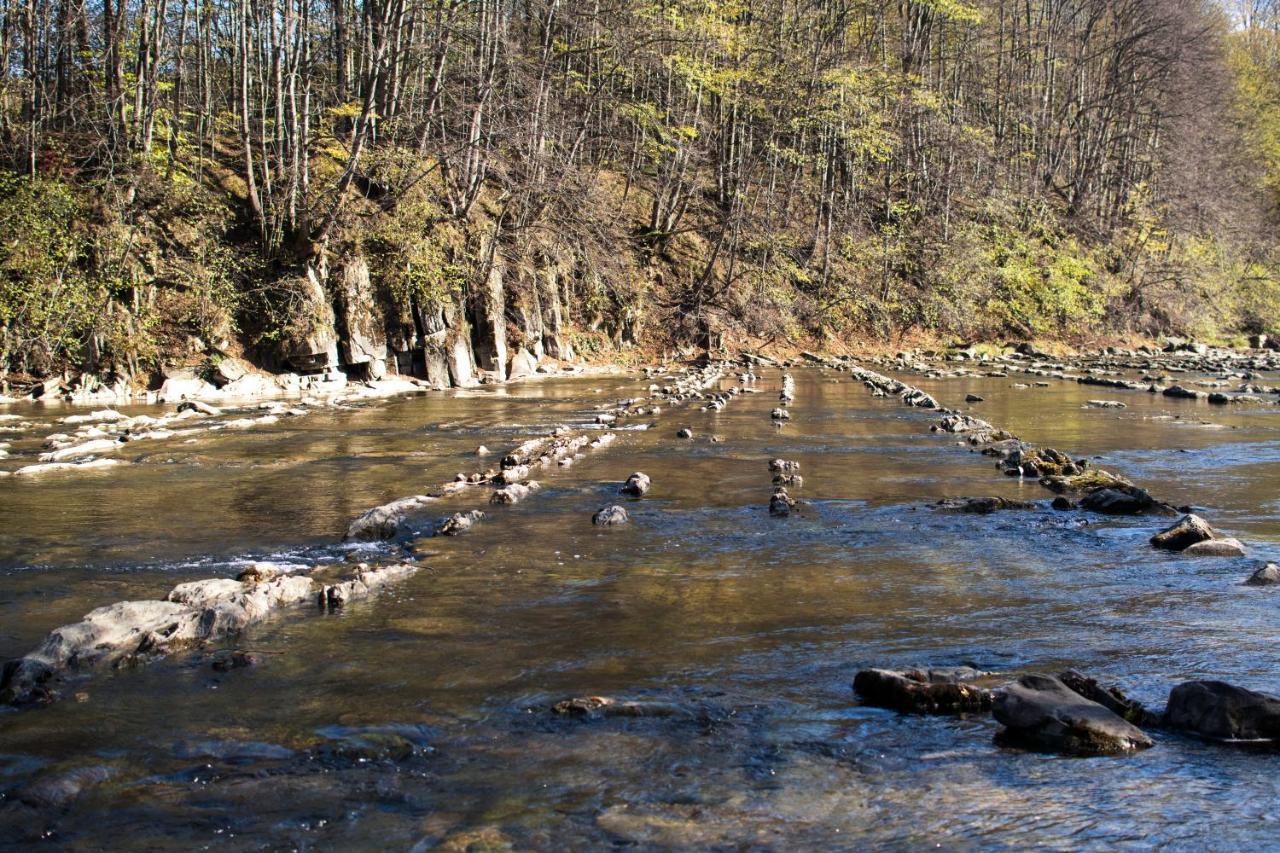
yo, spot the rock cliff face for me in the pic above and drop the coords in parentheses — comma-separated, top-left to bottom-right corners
(275, 249, 581, 391)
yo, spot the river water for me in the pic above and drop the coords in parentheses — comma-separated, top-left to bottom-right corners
(1, 366, 1278, 849)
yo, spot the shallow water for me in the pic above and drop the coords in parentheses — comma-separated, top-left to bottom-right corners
(1, 367, 1278, 849)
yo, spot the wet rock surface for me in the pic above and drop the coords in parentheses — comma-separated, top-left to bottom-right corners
(993, 674, 1154, 756)
(853, 668, 993, 714)
(592, 505, 630, 526)
(1163, 681, 1280, 742)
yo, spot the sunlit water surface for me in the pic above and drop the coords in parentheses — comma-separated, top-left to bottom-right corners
(0, 367, 1278, 849)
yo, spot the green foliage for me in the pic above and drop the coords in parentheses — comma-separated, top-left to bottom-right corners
(0, 175, 99, 375)
(981, 223, 1104, 338)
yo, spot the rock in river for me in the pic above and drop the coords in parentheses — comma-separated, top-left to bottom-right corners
(1244, 562, 1280, 586)
(1150, 514, 1218, 551)
(933, 496, 1035, 514)
(620, 471, 651, 497)
(853, 668, 993, 715)
(992, 673, 1154, 755)
(1182, 538, 1246, 557)
(769, 487, 796, 516)
(437, 510, 484, 536)
(1163, 680, 1280, 742)
(592, 505, 629, 526)
(344, 495, 434, 541)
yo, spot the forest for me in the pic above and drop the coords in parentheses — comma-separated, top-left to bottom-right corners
(1, 0, 1279, 383)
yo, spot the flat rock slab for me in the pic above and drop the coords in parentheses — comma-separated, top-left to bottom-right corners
(993, 674, 1153, 755)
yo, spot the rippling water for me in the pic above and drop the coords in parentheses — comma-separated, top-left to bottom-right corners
(1, 366, 1278, 848)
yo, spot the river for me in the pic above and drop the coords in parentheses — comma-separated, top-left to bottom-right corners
(1, 365, 1278, 848)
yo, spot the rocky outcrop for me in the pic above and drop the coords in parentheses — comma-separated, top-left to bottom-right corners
(491, 481, 540, 504)
(1163, 680, 1280, 742)
(470, 258, 509, 381)
(335, 256, 388, 380)
(508, 348, 538, 380)
(281, 264, 341, 373)
(853, 667, 993, 714)
(992, 674, 1154, 755)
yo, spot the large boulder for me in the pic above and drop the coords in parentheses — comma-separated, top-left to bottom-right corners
(210, 356, 251, 387)
(156, 376, 217, 403)
(853, 668, 993, 715)
(1164, 681, 1280, 742)
(508, 348, 539, 380)
(1151, 514, 1217, 551)
(992, 674, 1154, 755)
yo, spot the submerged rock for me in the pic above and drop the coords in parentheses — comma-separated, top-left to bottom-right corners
(592, 505, 630, 526)
(15, 765, 114, 809)
(551, 695, 692, 719)
(676, 427, 693, 439)
(852, 668, 993, 715)
(620, 472, 651, 497)
(933, 496, 1035, 514)
(1164, 680, 1280, 742)
(1244, 562, 1280, 586)
(1150, 514, 1218, 551)
(992, 674, 1153, 755)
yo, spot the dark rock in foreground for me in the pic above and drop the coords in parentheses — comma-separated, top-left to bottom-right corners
(853, 668, 993, 715)
(993, 674, 1154, 755)
(1163, 681, 1280, 743)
